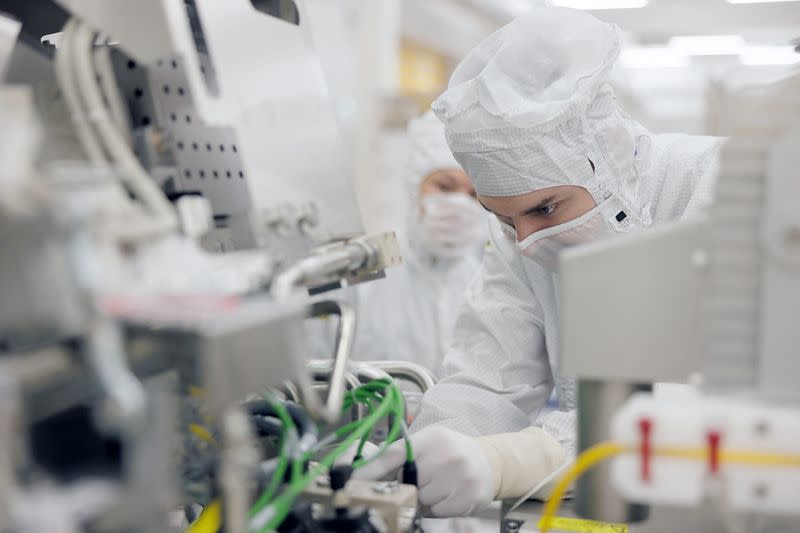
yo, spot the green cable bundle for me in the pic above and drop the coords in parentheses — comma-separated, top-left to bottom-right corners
(187, 379, 414, 533)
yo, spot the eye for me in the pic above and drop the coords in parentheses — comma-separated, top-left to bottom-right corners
(537, 202, 559, 216)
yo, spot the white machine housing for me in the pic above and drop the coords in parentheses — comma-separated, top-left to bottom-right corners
(560, 71, 800, 517)
(55, 0, 363, 241)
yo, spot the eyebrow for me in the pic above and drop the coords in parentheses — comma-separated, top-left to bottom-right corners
(479, 195, 557, 217)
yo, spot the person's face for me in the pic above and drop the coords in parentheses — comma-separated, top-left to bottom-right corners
(419, 168, 477, 201)
(479, 185, 597, 242)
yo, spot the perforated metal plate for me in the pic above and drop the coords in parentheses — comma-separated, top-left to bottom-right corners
(148, 55, 250, 216)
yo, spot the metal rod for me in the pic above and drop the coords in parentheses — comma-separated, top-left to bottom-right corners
(270, 244, 368, 300)
(84, 317, 146, 433)
(363, 360, 436, 393)
(220, 406, 258, 533)
(576, 379, 649, 523)
(302, 300, 357, 423)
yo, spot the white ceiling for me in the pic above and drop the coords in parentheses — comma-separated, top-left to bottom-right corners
(395, 0, 799, 134)
(403, 0, 800, 61)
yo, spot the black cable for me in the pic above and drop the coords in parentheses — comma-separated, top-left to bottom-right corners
(184, 504, 198, 524)
(402, 461, 418, 487)
(244, 399, 317, 440)
(251, 415, 284, 438)
(284, 401, 317, 440)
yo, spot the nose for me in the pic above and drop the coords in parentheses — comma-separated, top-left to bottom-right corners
(513, 217, 545, 243)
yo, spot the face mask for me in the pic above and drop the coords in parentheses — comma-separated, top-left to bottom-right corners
(419, 193, 486, 259)
(501, 194, 638, 271)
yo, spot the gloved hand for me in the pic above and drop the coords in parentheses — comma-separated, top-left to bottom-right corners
(354, 426, 495, 517)
(335, 440, 380, 466)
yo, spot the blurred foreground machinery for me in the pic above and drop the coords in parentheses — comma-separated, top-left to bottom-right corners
(0, 1, 436, 532)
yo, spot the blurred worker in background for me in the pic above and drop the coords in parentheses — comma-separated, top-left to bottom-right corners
(350, 110, 487, 379)
(358, 6, 723, 518)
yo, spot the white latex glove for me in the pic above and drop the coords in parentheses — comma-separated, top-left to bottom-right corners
(354, 426, 495, 517)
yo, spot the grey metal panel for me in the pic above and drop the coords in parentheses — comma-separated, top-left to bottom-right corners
(559, 219, 708, 383)
(705, 140, 763, 392)
(0, 214, 87, 346)
(759, 125, 800, 403)
(0, 0, 68, 59)
(147, 55, 251, 216)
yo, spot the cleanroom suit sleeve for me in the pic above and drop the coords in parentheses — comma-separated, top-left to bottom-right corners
(410, 233, 554, 437)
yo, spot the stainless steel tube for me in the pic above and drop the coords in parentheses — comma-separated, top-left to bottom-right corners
(305, 300, 356, 423)
(365, 360, 436, 393)
(270, 244, 368, 300)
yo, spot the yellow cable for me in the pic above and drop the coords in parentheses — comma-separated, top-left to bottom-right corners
(537, 442, 800, 533)
(182, 438, 800, 533)
(653, 446, 800, 468)
(189, 424, 216, 445)
(185, 500, 221, 533)
(721, 449, 800, 468)
(188, 386, 206, 397)
(538, 442, 626, 533)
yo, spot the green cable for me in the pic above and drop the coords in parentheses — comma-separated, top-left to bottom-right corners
(349, 384, 413, 466)
(252, 383, 397, 532)
(249, 397, 295, 516)
(249, 380, 414, 531)
(354, 394, 379, 459)
(251, 383, 387, 517)
(352, 386, 407, 469)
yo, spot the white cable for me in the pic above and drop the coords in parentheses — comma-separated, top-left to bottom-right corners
(54, 20, 105, 163)
(72, 21, 177, 240)
(94, 44, 132, 146)
(504, 459, 574, 518)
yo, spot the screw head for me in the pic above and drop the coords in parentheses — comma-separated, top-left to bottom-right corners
(373, 480, 399, 494)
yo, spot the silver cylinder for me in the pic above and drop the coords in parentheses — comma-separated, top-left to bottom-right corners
(576, 380, 649, 523)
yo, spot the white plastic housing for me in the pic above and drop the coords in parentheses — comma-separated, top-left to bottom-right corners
(611, 392, 800, 515)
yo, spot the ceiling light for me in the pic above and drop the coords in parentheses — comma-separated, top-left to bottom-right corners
(740, 45, 800, 65)
(727, 0, 799, 4)
(668, 35, 745, 56)
(619, 47, 690, 68)
(550, 0, 648, 9)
